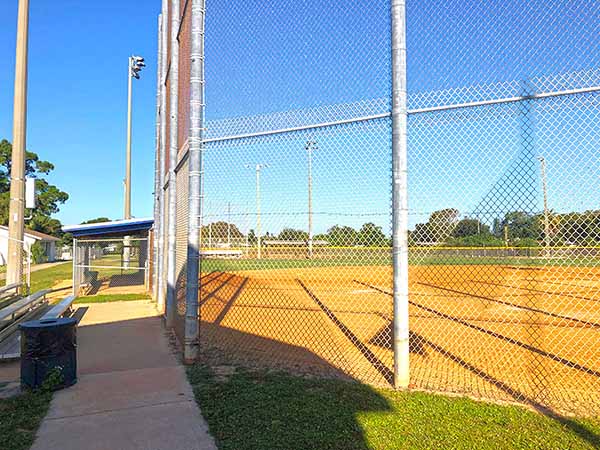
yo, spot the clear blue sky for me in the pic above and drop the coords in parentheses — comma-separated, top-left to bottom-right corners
(1, 0, 598, 234)
(0, 0, 160, 226)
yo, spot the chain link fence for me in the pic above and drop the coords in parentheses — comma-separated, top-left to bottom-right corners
(73, 238, 149, 296)
(157, 0, 600, 415)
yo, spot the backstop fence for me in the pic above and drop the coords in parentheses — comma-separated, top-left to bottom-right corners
(155, 0, 600, 416)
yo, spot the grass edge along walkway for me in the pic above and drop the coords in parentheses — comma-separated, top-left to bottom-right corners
(0, 388, 52, 450)
(187, 365, 600, 450)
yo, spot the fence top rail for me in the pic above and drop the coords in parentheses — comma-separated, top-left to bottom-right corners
(76, 238, 149, 243)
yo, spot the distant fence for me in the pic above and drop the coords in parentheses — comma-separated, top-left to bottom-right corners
(154, 0, 600, 416)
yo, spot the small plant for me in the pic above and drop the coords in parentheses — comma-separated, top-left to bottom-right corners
(30, 241, 47, 265)
(39, 367, 64, 393)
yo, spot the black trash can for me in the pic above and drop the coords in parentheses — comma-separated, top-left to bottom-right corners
(20, 317, 77, 390)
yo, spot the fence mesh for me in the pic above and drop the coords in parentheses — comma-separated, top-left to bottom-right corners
(159, 0, 600, 415)
(405, 0, 600, 415)
(174, 158, 189, 343)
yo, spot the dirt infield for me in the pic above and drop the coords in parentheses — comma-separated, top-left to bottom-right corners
(197, 263, 600, 415)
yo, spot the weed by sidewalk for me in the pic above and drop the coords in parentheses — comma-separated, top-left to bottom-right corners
(187, 365, 600, 450)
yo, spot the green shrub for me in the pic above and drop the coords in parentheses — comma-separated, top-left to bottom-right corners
(30, 242, 47, 265)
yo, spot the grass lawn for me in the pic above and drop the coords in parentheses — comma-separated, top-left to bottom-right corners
(74, 293, 151, 303)
(29, 262, 72, 293)
(187, 366, 600, 450)
(0, 389, 52, 450)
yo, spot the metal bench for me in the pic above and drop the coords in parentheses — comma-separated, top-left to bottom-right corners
(0, 290, 50, 344)
(42, 295, 76, 320)
(0, 283, 22, 300)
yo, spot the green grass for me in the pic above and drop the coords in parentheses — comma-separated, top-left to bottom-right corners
(29, 262, 72, 293)
(187, 366, 600, 450)
(0, 389, 52, 450)
(74, 293, 151, 303)
(201, 255, 600, 272)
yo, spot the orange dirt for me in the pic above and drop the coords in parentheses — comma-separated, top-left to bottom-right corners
(197, 264, 600, 415)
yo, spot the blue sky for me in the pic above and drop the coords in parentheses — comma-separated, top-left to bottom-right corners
(0, 0, 160, 226)
(0, 0, 598, 234)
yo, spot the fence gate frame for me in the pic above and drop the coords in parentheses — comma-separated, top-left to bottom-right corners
(72, 237, 150, 297)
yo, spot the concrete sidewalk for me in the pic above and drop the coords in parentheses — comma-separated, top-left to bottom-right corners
(30, 301, 217, 450)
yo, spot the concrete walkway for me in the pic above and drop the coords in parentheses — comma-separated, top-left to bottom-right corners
(30, 301, 217, 450)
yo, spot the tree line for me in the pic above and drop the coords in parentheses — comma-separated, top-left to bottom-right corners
(411, 208, 600, 247)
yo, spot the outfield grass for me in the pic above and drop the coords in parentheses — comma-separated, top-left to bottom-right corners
(187, 366, 600, 450)
(0, 389, 52, 450)
(74, 293, 151, 303)
(200, 255, 600, 272)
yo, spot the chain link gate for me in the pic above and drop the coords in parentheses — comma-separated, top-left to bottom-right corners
(73, 238, 149, 296)
(156, 0, 600, 416)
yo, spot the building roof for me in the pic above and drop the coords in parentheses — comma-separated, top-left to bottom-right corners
(62, 218, 154, 238)
(0, 226, 60, 242)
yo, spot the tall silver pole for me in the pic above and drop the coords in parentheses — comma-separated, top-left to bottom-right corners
(184, 0, 206, 363)
(153, 14, 163, 302)
(7, 0, 29, 288)
(538, 156, 551, 252)
(157, 2, 169, 313)
(306, 141, 316, 259)
(256, 165, 262, 259)
(165, 0, 180, 328)
(125, 56, 133, 220)
(391, 0, 410, 389)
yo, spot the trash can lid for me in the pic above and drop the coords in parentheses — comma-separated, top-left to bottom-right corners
(19, 317, 77, 330)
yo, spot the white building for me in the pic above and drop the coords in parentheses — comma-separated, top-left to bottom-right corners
(0, 226, 59, 265)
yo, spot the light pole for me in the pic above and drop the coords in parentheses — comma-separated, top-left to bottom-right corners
(7, 0, 30, 288)
(538, 156, 551, 253)
(246, 164, 268, 259)
(123, 55, 145, 269)
(125, 55, 145, 219)
(306, 140, 317, 258)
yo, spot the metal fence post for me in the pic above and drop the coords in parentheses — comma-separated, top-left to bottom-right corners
(157, 2, 169, 315)
(165, 0, 180, 328)
(391, 0, 410, 389)
(183, 0, 206, 363)
(72, 238, 78, 296)
(153, 13, 163, 303)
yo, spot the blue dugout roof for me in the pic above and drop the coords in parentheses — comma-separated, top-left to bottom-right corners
(62, 218, 154, 238)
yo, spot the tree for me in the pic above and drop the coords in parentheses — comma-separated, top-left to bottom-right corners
(494, 211, 540, 242)
(0, 139, 69, 236)
(201, 221, 244, 240)
(326, 225, 358, 246)
(278, 228, 308, 241)
(81, 217, 111, 225)
(452, 218, 490, 238)
(357, 222, 388, 246)
(412, 208, 460, 244)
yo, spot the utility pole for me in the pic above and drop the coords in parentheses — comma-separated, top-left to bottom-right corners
(247, 164, 268, 259)
(124, 55, 146, 219)
(538, 156, 551, 253)
(7, 0, 30, 287)
(306, 141, 317, 258)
